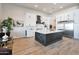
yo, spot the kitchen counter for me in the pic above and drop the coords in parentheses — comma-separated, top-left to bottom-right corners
(36, 30, 63, 34)
(35, 30, 63, 46)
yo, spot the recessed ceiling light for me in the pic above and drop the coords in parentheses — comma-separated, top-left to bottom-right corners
(34, 5, 38, 8)
(53, 3, 56, 5)
(60, 6, 63, 8)
(49, 11, 52, 13)
(43, 8, 46, 11)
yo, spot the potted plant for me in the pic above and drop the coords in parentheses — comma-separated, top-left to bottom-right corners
(0, 17, 13, 37)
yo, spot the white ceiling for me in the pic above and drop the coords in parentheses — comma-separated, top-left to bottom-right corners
(15, 3, 79, 14)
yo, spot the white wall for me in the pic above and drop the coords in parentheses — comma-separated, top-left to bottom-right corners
(0, 4, 1, 18)
(2, 4, 49, 26)
(0, 4, 2, 22)
(1, 3, 50, 38)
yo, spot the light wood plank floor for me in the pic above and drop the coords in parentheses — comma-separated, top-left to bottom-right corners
(13, 37, 79, 55)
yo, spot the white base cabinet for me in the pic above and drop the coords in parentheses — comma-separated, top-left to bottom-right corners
(11, 27, 25, 38)
(26, 30, 35, 37)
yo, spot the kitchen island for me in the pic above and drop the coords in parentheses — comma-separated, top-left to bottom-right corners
(35, 30, 63, 46)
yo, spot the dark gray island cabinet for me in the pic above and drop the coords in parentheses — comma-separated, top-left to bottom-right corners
(35, 31, 63, 46)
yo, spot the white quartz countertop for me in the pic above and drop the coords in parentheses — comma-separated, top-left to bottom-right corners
(36, 30, 64, 34)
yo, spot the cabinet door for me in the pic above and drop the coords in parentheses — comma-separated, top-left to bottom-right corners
(65, 12, 74, 21)
(56, 24, 64, 30)
(64, 13, 68, 21)
(74, 24, 79, 39)
(60, 14, 64, 21)
(11, 27, 20, 38)
(68, 12, 74, 20)
(27, 30, 31, 37)
(27, 30, 34, 37)
(25, 13, 36, 26)
(11, 27, 25, 38)
(56, 15, 61, 22)
(19, 28, 25, 37)
(74, 10, 79, 24)
(56, 14, 64, 21)
(74, 10, 79, 39)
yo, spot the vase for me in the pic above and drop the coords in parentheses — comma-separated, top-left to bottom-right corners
(2, 33, 8, 41)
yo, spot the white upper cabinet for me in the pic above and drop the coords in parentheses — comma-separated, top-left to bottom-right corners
(25, 13, 36, 26)
(61, 14, 65, 21)
(56, 16, 60, 22)
(56, 14, 64, 22)
(56, 11, 74, 22)
(68, 12, 74, 20)
(64, 13, 68, 21)
(64, 12, 74, 21)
